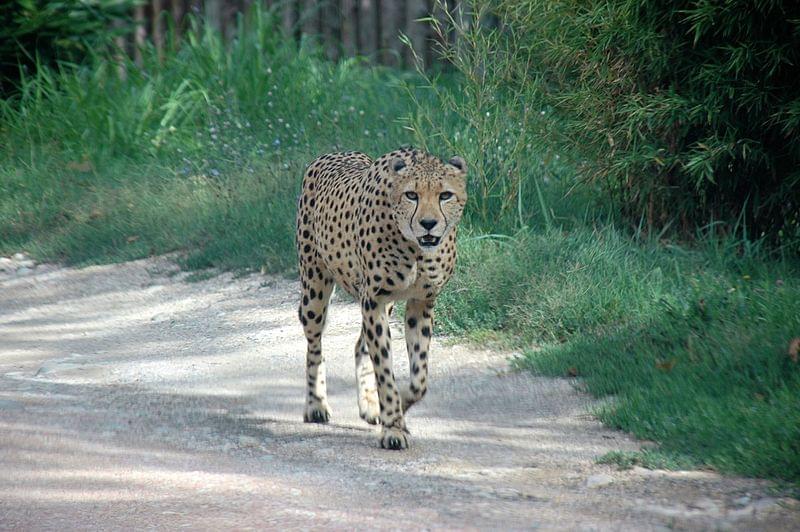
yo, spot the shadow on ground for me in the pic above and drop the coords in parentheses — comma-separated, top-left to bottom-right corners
(1, 257, 797, 530)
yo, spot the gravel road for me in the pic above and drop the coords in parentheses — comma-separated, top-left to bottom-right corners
(1, 256, 798, 530)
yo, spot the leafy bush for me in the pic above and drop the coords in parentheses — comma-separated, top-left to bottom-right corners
(0, 0, 137, 93)
(424, 1, 800, 250)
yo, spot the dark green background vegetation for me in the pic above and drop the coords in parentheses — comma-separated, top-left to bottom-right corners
(0, 0, 135, 94)
(1, 1, 798, 482)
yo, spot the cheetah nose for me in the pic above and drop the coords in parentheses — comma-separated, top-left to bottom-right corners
(420, 218, 438, 231)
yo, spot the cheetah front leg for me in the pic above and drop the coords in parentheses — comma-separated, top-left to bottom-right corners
(401, 299, 433, 413)
(300, 272, 335, 423)
(354, 329, 380, 424)
(361, 297, 409, 449)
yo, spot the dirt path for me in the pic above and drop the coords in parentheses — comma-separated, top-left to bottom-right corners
(1, 257, 797, 530)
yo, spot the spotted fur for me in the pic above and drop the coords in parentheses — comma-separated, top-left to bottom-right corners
(296, 147, 467, 450)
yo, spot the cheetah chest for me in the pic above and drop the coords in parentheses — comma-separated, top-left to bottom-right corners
(371, 249, 456, 302)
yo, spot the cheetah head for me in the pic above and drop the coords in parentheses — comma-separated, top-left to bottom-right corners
(387, 151, 467, 252)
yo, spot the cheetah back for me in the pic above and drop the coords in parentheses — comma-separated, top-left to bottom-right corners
(297, 151, 372, 298)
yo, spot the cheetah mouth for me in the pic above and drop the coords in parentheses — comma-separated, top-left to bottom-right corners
(418, 235, 441, 247)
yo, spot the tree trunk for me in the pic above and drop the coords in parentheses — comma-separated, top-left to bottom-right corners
(113, 18, 128, 79)
(152, 0, 164, 58)
(404, 0, 427, 68)
(205, 0, 223, 33)
(380, 0, 404, 67)
(301, 0, 319, 40)
(358, 0, 378, 59)
(134, 4, 147, 66)
(323, 1, 341, 61)
(171, 0, 185, 44)
(340, 0, 357, 57)
(282, 0, 298, 38)
(222, 0, 242, 41)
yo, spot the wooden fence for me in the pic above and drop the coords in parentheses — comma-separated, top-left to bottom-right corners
(129, 0, 466, 67)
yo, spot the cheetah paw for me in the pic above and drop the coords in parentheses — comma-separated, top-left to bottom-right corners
(358, 394, 381, 425)
(304, 404, 331, 424)
(380, 426, 410, 450)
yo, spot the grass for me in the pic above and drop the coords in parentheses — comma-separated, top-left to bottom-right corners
(0, 7, 417, 270)
(597, 449, 699, 471)
(439, 227, 800, 481)
(1, 6, 799, 483)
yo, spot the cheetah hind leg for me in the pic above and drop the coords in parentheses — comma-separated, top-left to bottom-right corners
(354, 330, 380, 424)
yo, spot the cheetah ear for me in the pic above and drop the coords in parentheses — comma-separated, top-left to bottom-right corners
(391, 157, 407, 173)
(447, 156, 467, 174)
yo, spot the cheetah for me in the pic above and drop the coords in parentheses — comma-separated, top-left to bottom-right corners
(296, 147, 467, 450)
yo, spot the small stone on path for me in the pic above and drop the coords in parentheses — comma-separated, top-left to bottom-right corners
(238, 435, 261, 448)
(586, 474, 614, 488)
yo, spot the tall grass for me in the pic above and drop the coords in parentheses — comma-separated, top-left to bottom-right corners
(0, 6, 417, 270)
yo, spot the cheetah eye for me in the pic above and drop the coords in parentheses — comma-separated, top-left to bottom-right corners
(404, 191, 418, 201)
(439, 191, 454, 201)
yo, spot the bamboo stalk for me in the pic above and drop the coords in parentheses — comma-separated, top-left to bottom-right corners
(431, 0, 450, 61)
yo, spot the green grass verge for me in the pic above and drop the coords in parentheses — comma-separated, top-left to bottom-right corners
(439, 228, 800, 481)
(2, 7, 799, 483)
(596, 449, 699, 471)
